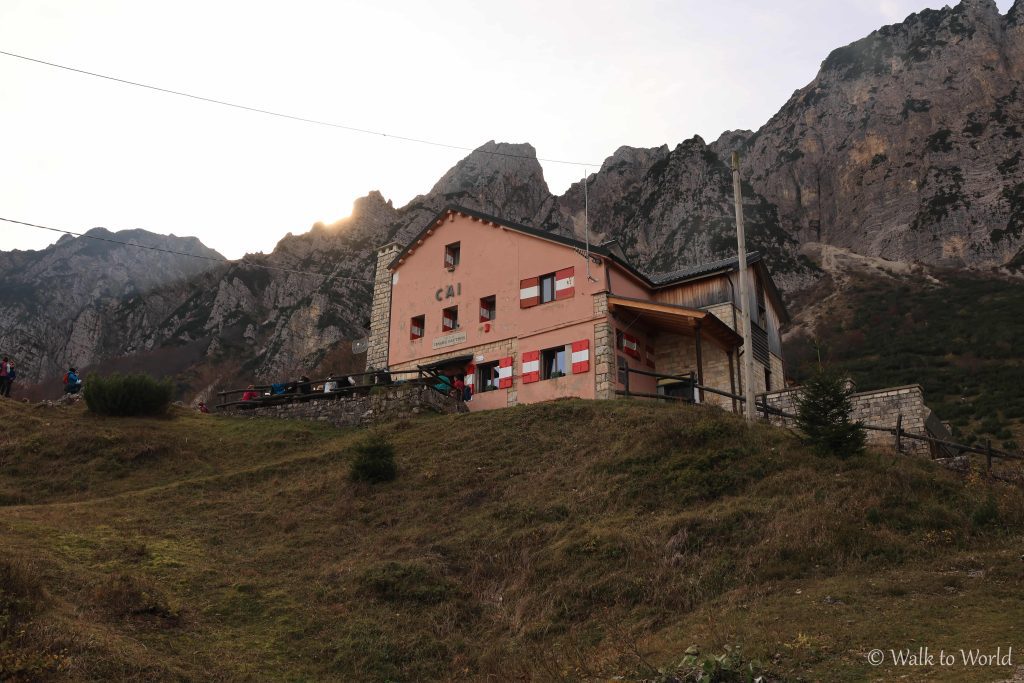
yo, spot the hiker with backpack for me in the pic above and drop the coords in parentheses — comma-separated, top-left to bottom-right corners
(0, 357, 13, 397)
(63, 367, 82, 395)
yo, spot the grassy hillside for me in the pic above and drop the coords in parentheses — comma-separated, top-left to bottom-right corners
(1, 399, 1023, 681)
(787, 271, 1024, 450)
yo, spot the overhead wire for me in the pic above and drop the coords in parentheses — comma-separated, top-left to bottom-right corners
(0, 49, 600, 167)
(0, 217, 373, 283)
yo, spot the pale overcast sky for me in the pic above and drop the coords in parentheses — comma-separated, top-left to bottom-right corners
(1, 0, 1014, 259)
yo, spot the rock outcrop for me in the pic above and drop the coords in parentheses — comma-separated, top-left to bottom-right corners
(715, 0, 1024, 267)
(0, 229, 224, 383)
(4, 1, 1022, 390)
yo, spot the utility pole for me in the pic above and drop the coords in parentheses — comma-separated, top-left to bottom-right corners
(731, 151, 756, 421)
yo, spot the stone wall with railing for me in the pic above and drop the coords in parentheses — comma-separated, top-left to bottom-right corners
(220, 383, 465, 428)
(761, 384, 933, 456)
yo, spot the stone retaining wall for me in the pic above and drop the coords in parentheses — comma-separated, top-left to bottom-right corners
(221, 384, 464, 428)
(762, 384, 933, 456)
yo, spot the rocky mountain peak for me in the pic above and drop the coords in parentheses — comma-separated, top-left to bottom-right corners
(709, 130, 753, 160)
(425, 141, 550, 223)
(601, 144, 670, 172)
(734, 0, 1024, 267)
(6, 2, 1024, 394)
(1007, 0, 1024, 25)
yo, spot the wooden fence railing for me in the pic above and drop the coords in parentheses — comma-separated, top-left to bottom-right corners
(617, 365, 1024, 473)
(214, 366, 452, 410)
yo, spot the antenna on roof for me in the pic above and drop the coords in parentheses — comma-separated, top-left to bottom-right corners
(583, 169, 598, 282)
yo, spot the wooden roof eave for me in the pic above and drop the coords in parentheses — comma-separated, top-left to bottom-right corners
(607, 296, 742, 349)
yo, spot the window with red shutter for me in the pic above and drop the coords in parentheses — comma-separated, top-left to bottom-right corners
(623, 333, 641, 359)
(442, 305, 459, 332)
(521, 351, 540, 383)
(519, 277, 540, 308)
(479, 295, 496, 322)
(571, 340, 590, 373)
(554, 267, 575, 299)
(410, 315, 425, 340)
(498, 356, 514, 389)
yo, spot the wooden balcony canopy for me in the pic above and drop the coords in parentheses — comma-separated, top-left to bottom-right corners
(606, 296, 743, 349)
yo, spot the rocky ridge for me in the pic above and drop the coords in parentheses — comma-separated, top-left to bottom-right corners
(4, 0, 1023, 391)
(713, 0, 1024, 267)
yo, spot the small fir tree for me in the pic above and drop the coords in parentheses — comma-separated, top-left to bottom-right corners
(795, 369, 866, 457)
(349, 435, 397, 483)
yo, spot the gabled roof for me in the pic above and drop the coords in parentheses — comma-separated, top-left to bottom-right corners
(649, 252, 763, 285)
(389, 205, 789, 322)
(388, 205, 636, 274)
(650, 252, 791, 324)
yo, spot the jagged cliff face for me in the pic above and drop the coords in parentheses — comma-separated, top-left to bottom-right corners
(0, 230, 224, 383)
(100, 192, 400, 383)
(5, 138, 804, 387)
(532, 139, 813, 291)
(714, 0, 1024, 267)
(5, 0, 1022, 390)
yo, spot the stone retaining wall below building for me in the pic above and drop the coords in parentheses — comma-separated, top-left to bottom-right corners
(220, 384, 465, 428)
(762, 384, 933, 456)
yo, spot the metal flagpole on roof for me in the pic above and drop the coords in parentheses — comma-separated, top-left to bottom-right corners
(731, 152, 756, 421)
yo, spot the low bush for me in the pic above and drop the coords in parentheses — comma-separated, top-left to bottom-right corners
(84, 373, 174, 417)
(92, 573, 179, 623)
(349, 435, 397, 483)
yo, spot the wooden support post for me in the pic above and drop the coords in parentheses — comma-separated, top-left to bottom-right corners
(731, 151, 756, 421)
(986, 440, 993, 476)
(695, 322, 705, 403)
(727, 349, 737, 413)
(623, 367, 630, 398)
(895, 414, 903, 454)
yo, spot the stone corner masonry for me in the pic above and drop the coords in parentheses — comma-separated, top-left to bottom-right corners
(366, 242, 401, 371)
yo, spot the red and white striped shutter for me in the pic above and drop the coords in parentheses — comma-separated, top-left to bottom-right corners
(479, 304, 489, 322)
(522, 351, 540, 383)
(519, 277, 540, 308)
(442, 310, 455, 331)
(498, 356, 514, 389)
(571, 340, 590, 374)
(465, 363, 475, 394)
(623, 333, 641, 359)
(554, 267, 575, 300)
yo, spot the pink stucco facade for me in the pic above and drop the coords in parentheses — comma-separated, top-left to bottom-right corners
(369, 207, 786, 412)
(386, 211, 606, 409)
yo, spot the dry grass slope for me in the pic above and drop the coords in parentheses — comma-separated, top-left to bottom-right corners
(1, 398, 1022, 681)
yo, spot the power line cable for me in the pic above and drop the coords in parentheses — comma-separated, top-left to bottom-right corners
(0, 49, 600, 167)
(0, 216, 373, 283)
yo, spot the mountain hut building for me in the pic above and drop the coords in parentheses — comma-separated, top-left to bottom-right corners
(365, 206, 789, 412)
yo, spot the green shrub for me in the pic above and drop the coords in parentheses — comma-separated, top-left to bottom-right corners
(83, 373, 174, 417)
(349, 435, 397, 483)
(796, 369, 866, 458)
(673, 644, 766, 682)
(971, 495, 1000, 527)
